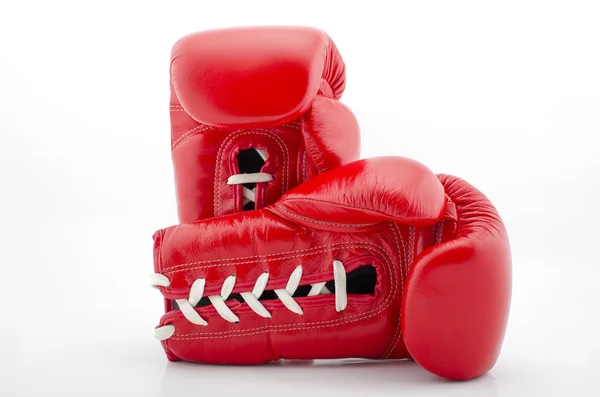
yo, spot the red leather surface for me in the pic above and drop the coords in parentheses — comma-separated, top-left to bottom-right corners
(155, 210, 415, 363)
(301, 97, 360, 176)
(152, 157, 512, 380)
(171, 26, 345, 128)
(171, 121, 304, 220)
(169, 26, 359, 222)
(275, 157, 446, 228)
(402, 175, 512, 380)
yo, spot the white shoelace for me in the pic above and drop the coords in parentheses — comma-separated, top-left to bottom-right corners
(226, 149, 273, 206)
(150, 260, 347, 341)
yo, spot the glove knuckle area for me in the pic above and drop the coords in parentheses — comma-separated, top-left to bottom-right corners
(170, 26, 345, 129)
(403, 176, 511, 380)
(277, 157, 446, 227)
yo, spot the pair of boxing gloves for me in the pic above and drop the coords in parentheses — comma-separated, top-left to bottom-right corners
(150, 26, 512, 381)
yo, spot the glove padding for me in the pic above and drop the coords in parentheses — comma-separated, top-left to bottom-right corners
(151, 157, 511, 380)
(169, 26, 359, 222)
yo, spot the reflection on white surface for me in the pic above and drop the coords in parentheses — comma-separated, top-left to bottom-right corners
(159, 360, 499, 397)
(5, 337, 503, 397)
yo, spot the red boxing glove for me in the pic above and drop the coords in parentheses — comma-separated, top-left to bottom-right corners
(150, 157, 512, 380)
(169, 26, 360, 222)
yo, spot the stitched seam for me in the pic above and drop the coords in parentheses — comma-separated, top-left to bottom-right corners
(279, 197, 416, 220)
(284, 122, 301, 131)
(167, 240, 399, 339)
(303, 151, 307, 183)
(382, 321, 401, 359)
(276, 205, 377, 227)
(435, 220, 444, 245)
(158, 229, 172, 318)
(172, 125, 211, 150)
(407, 226, 415, 276)
(174, 124, 297, 154)
(390, 223, 405, 298)
(382, 222, 405, 358)
(163, 242, 365, 271)
(300, 113, 320, 178)
(162, 242, 387, 274)
(214, 130, 289, 216)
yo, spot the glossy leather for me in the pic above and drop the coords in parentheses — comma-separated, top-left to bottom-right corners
(169, 26, 360, 222)
(152, 157, 512, 380)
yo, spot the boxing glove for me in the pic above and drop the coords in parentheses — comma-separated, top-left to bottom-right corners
(150, 157, 512, 380)
(169, 26, 360, 222)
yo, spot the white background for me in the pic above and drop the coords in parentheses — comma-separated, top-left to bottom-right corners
(1, 1, 599, 396)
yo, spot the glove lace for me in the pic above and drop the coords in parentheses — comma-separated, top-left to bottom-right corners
(150, 260, 347, 340)
(226, 149, 272, 206)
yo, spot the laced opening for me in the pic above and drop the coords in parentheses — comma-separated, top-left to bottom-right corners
(227, 148, 272, 210)
(150, 262, 376, 341)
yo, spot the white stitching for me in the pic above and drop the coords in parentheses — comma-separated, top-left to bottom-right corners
(172, 125, 212, 149)
(301, 114, 308, 183)
(167, 254, 396, 340)
(275, 205, 377, 228)
(381, 222, 405, 359)
(164, 230, 399, 340)
(162, 241, 384, 272)
(163, 244, 388, 276)
(168, 102, 210, 149)
(390, 223, 405, 298)
(214, 130, 289, 216)
(435, 220, 444, 245)
(299, 113, 319, 178)
(216, 130, 289, 216)
(382, 320, 401, 359)
(407, 226, 415, 278)
(285, 121, 301, 131)
(303, 151, 307, 183)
